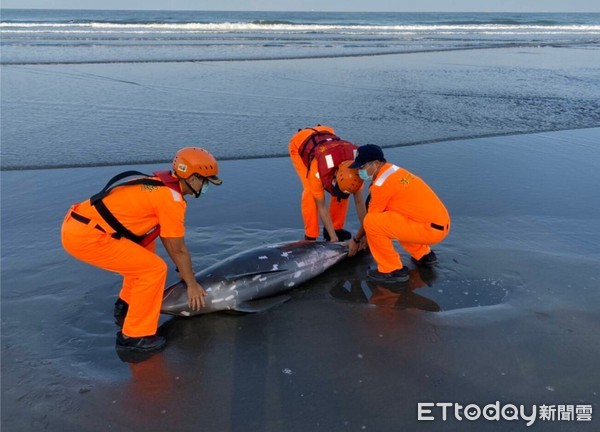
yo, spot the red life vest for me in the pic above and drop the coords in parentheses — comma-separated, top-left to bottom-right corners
(299, 129, 341, 169)
(90, 170, 182, 246)
(139, 171, 183, 246)
(298, 129, 358, 198)
(314, 141, 358, 198)
(153, 170, 182, 195)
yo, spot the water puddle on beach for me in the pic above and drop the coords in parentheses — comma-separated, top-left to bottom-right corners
(323, 253, 509, 312)
(328, 271, 508, 312)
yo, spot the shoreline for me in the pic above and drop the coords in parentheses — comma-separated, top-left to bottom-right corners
(4, 40, 595, 66)
(2, 125, 599, 171)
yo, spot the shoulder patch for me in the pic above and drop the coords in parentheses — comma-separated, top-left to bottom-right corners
(169, 188, 182, 202)
(141, 184, 159, 192)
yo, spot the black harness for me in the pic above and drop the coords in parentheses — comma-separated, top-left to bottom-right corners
(90, 170, 166, 244)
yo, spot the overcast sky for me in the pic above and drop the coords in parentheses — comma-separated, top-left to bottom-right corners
(1, 0, 599, 13)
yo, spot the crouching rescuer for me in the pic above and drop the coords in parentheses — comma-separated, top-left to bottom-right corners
(288, 125, 367, 242)
(348, 144, 450, 283)
(61, 147, 222, 353)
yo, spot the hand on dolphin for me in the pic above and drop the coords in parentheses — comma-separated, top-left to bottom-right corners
(161, 236, 207, 311)
(346, 239, 358, 257)
(187, 281, 207, 310)
(345, 237, 367, 257)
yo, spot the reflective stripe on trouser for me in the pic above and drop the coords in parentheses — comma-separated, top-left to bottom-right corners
(364, 211, 448, 273)
(61, 211, 167, 338)
(290, 153, 349, 238)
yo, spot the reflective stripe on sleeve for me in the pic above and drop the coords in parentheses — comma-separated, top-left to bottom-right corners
(374, 165, 399, 186)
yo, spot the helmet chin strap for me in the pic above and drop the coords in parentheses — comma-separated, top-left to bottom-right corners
(184, 178, 202, 198)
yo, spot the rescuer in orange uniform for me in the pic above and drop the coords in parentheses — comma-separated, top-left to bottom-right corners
(61, 147, 222, 353)
(347, 145, 450, 283)
(289, 126, 366, 242)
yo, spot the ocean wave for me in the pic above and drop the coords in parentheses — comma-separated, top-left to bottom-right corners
(0, 22, 600, 37)
(2, 12, 599, 66)
(437, 19, 567, 26)
(250, 20, 296, 25)
(2, 22, 600, 34)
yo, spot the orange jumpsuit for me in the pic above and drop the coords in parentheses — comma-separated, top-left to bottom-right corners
(61, 175, 186, 338)
(364, 163, 450, 273)
(289, 126, 348, 238)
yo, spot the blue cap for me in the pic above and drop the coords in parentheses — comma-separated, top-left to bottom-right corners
(348, 144, 386, 169)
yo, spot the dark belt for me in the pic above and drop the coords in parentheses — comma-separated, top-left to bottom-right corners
(70, 211, 107, 233)
(430, 222, 449, 231)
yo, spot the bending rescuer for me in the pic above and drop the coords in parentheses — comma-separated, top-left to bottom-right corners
(289, 125, 366, 242)
(61, 147, 222, 353)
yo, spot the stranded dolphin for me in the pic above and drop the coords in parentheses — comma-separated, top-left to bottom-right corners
(161, 240, 348, 316)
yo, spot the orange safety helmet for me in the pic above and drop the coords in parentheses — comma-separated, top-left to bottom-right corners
(295, 124, 335, 134)
(172, 147, 222, 185)
(335, 160, 363, 194)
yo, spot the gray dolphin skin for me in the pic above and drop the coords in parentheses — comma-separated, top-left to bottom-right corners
(161, 240, 348, 316)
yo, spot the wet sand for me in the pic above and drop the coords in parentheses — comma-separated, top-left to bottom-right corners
(3, 46, 600, 170)
(1, 128, 600, 431)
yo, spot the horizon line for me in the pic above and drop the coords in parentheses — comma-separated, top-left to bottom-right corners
(2, 8, 600, 14)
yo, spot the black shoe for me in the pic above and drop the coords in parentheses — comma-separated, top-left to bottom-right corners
(114, 298, 129, 327)
(114, 297, 129, 319)
(367, 267, 410, 283)
(411, 251, 438, 267)
(116, 331, 166, 353)
(323, 228, 352, 242)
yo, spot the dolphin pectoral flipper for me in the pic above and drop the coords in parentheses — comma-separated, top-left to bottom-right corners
(233, 294, 291, 313)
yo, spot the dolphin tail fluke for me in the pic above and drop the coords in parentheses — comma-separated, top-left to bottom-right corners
(232, 294, 291, 313)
